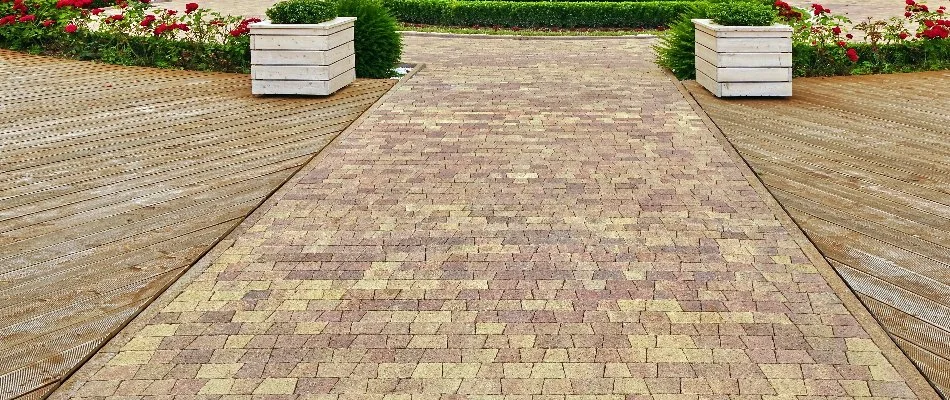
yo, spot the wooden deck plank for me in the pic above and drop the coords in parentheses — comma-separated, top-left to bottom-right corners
(685, 71, 950, 397)
(0, 113, 359, 212)
(0, 49, 395, 398)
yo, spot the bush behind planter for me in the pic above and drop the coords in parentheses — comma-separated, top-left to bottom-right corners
(336, 0, 403, 78)
(383, 0, 696, 28)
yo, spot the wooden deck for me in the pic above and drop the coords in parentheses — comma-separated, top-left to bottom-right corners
(685, 71, 950, 398)
(0, 50, 395, 399)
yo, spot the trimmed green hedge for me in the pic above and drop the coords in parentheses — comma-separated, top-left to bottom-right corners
(383, 0, 696, 28)
(457, 0, 688, 2)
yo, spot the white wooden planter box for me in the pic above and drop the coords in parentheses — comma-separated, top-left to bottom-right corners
(693, 19, 793, 97)
(250, 17, 356, 96)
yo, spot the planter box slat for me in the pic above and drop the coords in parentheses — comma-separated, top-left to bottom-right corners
(252, 42, 355, 66)
(246, 18, 355, 36)
(693, 19, 792, 97)
(694, 22, 791, 38)
(251, 28, 354, 51)
(250, 18, 357, 96)
(696, 58, 792, 82)
(252, 55, 356, 81)
(697, 69, 792, 97)
(695, 44, 792, 68)
(696, 30, 791, 53)
(253, 69, 356, 95)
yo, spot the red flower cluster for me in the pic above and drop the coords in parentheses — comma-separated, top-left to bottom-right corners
(229, 17, 259, 37)
(64, 22, 77, 33)
(140, 14, 155, 26)
(811, 3, 831, 15)
(104, 14, 124, 23)
(921, 19, 950, 38)
(11, 0, 26, 14)
(185, 2, 198, 13)
(153, 22, 189, 35)
(55, 0, 93, 8)
(846, 48, 859, 62)
(774, 0, 803, 20)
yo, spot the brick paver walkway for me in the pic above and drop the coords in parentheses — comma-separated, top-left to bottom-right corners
(52, 37, 934, 399)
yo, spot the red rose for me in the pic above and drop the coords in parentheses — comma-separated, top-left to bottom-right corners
(185, 3, 198, 13)
(846, 33, 853, 39)
(42, 19, 54, 27)
(906, 0, 915, 4)
(846, 48, 858, 62)
(18, 15, 36, 22)
(64, 23, 77, 33)
(832, 26, 841, 35)
(899, 31, 909, 39)
(91, 8, 104, 15)
(905, 11, 912, 17)
(836, 40, 846, 47)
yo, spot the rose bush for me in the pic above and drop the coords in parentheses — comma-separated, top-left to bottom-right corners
(777, 0, 950, 75)
(0, 0, 254, 72)
(656, 0, 950, 79)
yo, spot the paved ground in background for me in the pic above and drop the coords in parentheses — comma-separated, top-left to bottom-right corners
(0, 50, 393, 399)
(156, 0, 277, 17)
(50, 36, 937, 399)
(685, 72, 950, 398)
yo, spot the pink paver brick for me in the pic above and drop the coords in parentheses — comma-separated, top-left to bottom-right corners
(53, 36, 926, 398)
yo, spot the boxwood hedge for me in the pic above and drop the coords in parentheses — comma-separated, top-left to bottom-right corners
(382, 0, 697, 28)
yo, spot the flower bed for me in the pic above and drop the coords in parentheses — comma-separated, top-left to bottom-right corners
(382, 0, 698, 29)
(656, 0, 950, 79)
(0, 0, 256, 73)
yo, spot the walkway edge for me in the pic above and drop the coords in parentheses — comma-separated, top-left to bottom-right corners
(48, 66, 424, 399)
(672, 78, 941, 400)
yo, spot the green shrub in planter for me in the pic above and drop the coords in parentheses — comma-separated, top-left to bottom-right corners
(266, 0, 338, 24)
(710, 1, 776, 26)
(336, 0, 403, 78)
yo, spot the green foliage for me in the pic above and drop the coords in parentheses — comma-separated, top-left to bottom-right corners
(266, 0, 338, 24)
(710, 1, 775, 26)
(654, 1, 712, 80)
(794, 40, 950, 76)
(336, 0, 403, 78)
(382, 0, 696, 28)
(88, 0, 116, 7)
(0, 0, 252, 73)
